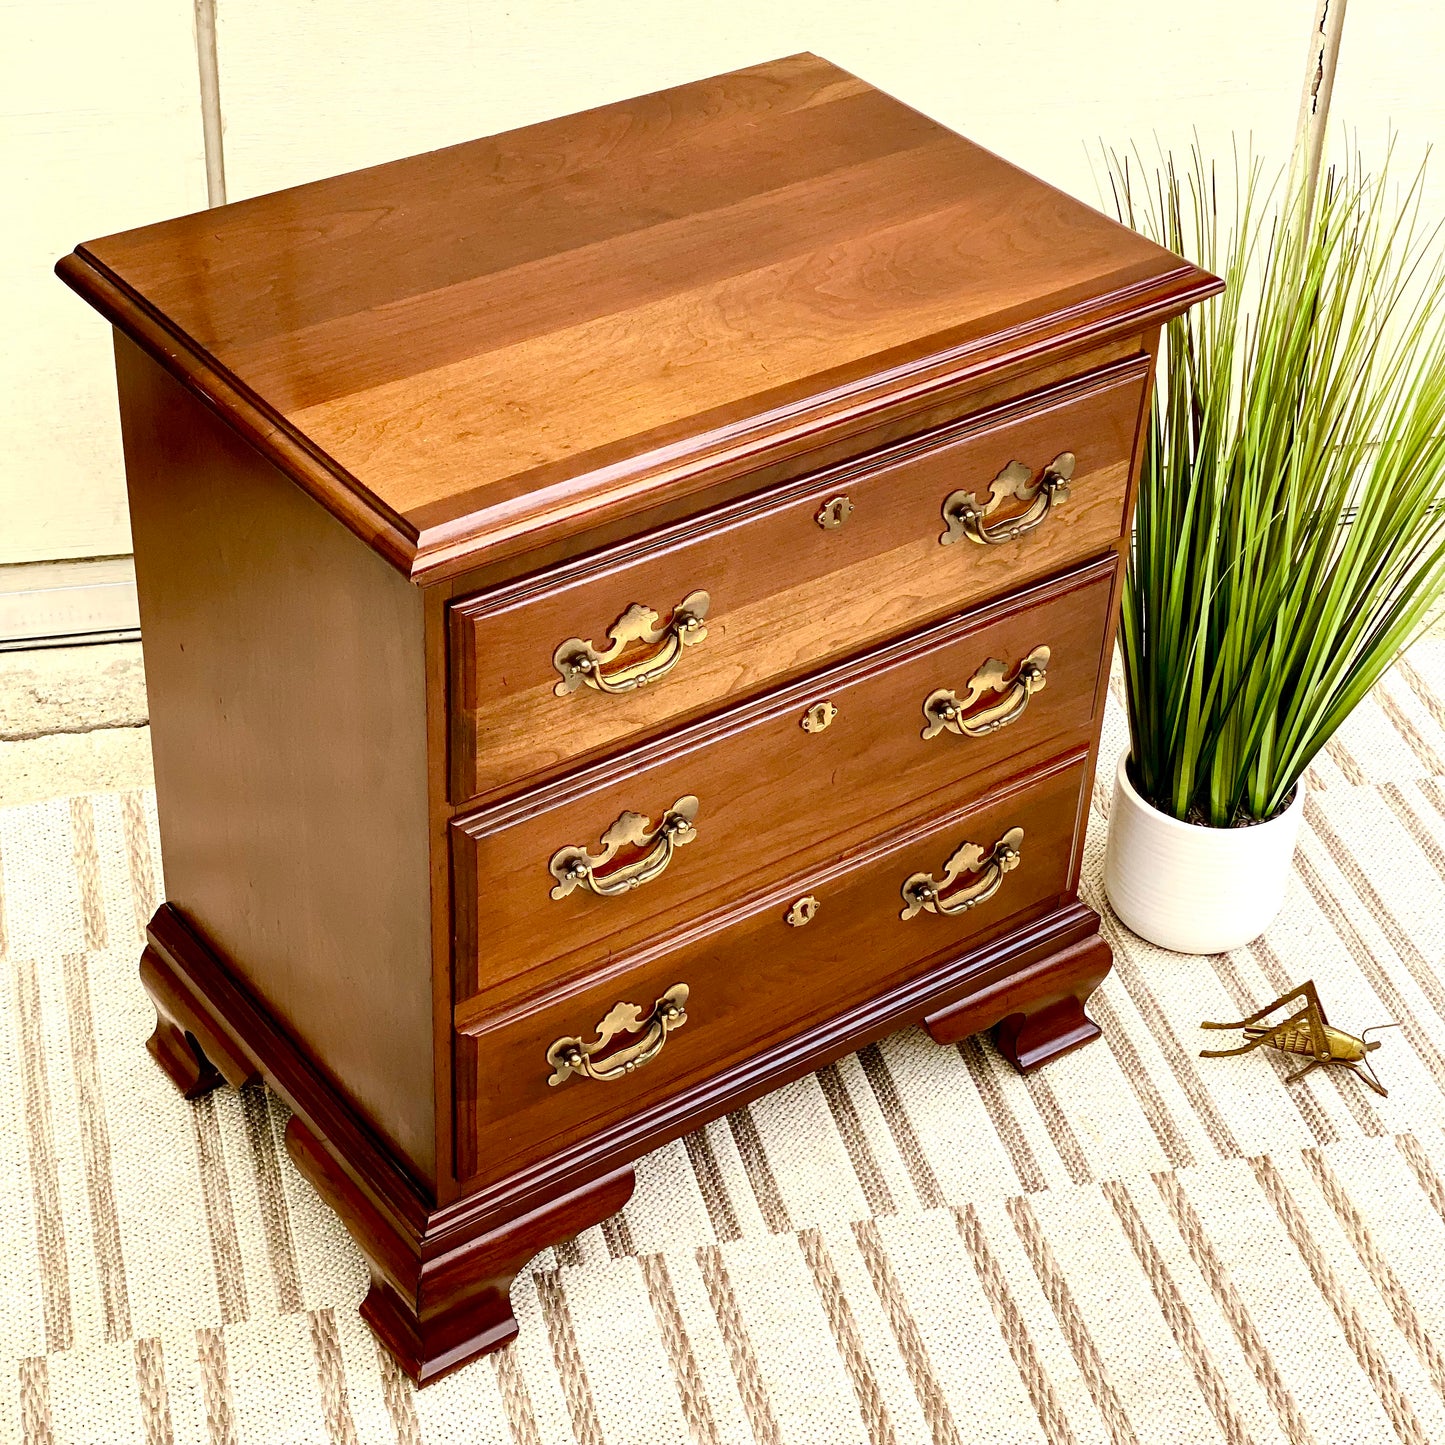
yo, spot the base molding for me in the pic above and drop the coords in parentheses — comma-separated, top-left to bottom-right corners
(138, 897, 1110, 1383)
(139, 905, 641, 1386)
(923, 929, 1111, 1068)
(285, 1116, 635, 1385)
(141, 942, 255, 1096)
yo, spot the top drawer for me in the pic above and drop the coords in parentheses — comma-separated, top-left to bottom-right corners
(450, 353, 1149, 802)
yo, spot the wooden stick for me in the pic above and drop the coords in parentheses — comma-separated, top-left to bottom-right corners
(1288, 0, 1349, 225)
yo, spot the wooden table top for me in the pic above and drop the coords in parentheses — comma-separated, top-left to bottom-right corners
(59, 54, 1217, 581)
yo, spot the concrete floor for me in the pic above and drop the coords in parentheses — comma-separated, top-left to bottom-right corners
(0, 641, 153, 805)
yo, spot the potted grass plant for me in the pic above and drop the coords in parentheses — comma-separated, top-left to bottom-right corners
(1102, 147, 1445, 954)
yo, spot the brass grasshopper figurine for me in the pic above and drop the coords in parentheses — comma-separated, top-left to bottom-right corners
(1200, 980, 1395, 1096)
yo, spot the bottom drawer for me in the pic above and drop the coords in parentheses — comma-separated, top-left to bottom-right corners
(454, 751, 1088, 1181)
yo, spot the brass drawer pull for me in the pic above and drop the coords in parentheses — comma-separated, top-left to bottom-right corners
(922, 647, 1050, 740)
(546, 983, 690, 1086)
(553, 591, 710, 697)
(900, 826, 1024, 919)
(940, 453, 1074, 546)
(549, 796, 699, 900)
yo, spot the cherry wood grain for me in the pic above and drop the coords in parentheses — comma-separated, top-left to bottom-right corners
(452, 560, 1113, 1001)
(451, 355, 1146, 801)
(430, 334, 1143, 602)
(924, 929, 1111, 1069)
(59, 54, 1219, 581)
(286, 197, 1144, 518)
(140, 903, 434, 1237)
(454, 751, 1087, 1181)
(116, 338, 437, 1179)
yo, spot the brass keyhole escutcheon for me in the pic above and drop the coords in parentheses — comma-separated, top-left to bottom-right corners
(801, 700, 838, 734)
(786, 896, 820, 927)
(816, 495, 853, 530)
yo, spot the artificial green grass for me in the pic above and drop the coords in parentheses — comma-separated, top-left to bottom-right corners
(1111, 147, 1445, 825)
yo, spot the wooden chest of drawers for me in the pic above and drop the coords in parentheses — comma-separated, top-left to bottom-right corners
(60, 54, 1217, 1383)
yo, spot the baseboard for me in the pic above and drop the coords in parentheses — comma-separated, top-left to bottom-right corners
(0, 557, 140, 648)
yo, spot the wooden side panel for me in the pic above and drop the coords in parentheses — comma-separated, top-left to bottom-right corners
(114, 335, 437, 1182)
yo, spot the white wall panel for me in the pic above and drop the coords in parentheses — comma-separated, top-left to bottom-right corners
(19, 0, 1430, 574)
(1329, 0, 1444, 212)
(1314, 1, 1444, 408)
(215, 0, 1306, 214)
(1, 0, 208, 565)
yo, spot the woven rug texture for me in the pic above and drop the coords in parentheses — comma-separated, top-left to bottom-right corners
(8, 649, 1445, 1444)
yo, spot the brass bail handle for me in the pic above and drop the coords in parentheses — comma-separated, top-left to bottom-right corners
(549, 796, 699, 900)
(940, 453, 1075, 546)
(546, 983, 690, 1086)
(900, 826, 1024, 919)
(553, 590, 711, 697)
(922, 646, 1050, 740)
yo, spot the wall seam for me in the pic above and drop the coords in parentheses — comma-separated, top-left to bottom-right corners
(194, 0, 227, 207)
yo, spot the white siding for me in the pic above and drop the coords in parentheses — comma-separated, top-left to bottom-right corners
(1, 0, 207, 565)
(5, 0, 1438, 576)
(214, 0, 1307, 209)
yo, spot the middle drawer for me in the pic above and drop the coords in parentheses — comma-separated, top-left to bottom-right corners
(452, 557, 1114, 1002)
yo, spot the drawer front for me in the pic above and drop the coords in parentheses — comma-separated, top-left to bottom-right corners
(451, 560, 1114, 1001)
(454, 753, 1088, 1181)
(450, 353, 1149, 802)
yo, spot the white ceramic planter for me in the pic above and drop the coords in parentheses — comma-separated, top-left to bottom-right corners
(1103, 752, 1304, 954)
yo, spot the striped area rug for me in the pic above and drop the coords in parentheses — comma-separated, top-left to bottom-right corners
(8, 646, 1445, 1445)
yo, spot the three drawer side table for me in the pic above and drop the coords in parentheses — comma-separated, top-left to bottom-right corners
(60, 54, 1218, 1383)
